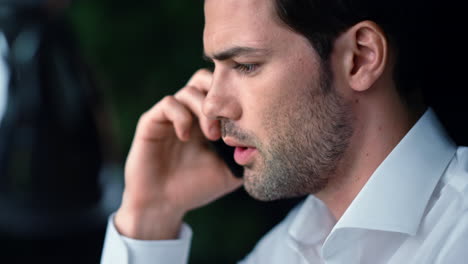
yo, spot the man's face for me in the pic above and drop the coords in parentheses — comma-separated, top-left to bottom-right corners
(203, 0, 353, 200)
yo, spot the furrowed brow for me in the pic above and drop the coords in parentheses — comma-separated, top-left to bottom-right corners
(203, 46, 270, 62)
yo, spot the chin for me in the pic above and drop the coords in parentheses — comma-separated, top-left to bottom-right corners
(243, 166, 330, 201)
(242, 171, 285, 201)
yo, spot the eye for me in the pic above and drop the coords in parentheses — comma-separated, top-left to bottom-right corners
(233, 63, 258, 74)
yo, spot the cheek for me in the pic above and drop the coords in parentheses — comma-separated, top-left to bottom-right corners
(238, 89, 272, 140)
(236, 57, 320, 139)
(248, 85, 297, 144)
(232, 83, 281, 146)
(258, 64, 315, 117)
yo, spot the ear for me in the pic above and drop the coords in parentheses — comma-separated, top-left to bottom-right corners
(338, 21, 388, 92)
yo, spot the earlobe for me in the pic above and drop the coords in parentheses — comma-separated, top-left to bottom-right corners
(345, 21, 388, 92)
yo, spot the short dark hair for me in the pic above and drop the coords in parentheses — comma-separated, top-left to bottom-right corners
(273, 0, 432, 106)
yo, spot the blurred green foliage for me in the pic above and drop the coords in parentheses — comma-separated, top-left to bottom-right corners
(68, 0, 207, 153)
(67, 1, 303, 263)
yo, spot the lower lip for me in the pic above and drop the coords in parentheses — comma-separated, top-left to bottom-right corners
(234, 147, 257, 165)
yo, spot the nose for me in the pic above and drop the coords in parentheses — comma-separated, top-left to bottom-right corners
(202, 76, 242, 121)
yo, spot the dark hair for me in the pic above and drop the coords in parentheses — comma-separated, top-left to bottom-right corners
(273, 0, 432, 106)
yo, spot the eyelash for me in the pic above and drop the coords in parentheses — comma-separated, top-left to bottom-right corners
(233, 63, 258, 74)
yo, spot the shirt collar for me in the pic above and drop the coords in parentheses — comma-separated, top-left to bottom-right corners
(333, 108, 457, 235)
(288, 195, 335, 245)
(287, 108, 457, 247)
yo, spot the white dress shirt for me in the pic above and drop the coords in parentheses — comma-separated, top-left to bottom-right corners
(101, 108, 468, 263)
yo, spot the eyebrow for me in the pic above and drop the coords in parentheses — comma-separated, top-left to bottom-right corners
(203, 46, 270, 62)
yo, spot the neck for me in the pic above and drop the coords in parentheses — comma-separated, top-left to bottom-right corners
(315, 88, 424, 220)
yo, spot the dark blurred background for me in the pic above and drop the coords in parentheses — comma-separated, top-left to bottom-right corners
(0, 1, 304, 263)
(0, 0, 466, 263)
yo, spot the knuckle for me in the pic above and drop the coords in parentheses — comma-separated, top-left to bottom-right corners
(182, 114, 193, 125)
(139, 111, 149, 121)
(176, 85, 201, 101)
(183, 85, 199, 96)
(187, 69, 212, 85)
(178, 113, 192, 128)
(195, 68, 211, 76)
(161, 95, 175, 105)
(137, 112, 151, 130)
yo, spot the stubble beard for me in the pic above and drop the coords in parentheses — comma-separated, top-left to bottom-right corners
(222, 65, 354, 201)
(252, 87, 353, 201)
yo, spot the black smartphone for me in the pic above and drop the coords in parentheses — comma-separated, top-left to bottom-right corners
(209, 140, 244, 178)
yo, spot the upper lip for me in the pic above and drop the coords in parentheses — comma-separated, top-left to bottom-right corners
(223, 137, 254, 148)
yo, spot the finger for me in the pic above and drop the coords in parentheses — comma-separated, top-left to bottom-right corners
(175, 85, 220, 140)
(186, 69, 213, 94)
(137, 96, 194, 142)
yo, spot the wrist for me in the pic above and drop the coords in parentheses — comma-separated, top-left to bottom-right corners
(115, 202, 185, 240)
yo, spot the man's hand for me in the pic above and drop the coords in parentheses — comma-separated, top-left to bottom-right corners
(114, 69, 243, 240)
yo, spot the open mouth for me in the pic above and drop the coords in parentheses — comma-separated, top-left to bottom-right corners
(223, 137, 257, 165)
(233, 146, 257, 165)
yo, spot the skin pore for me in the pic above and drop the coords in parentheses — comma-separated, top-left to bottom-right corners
(203, 0, 421, 219)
